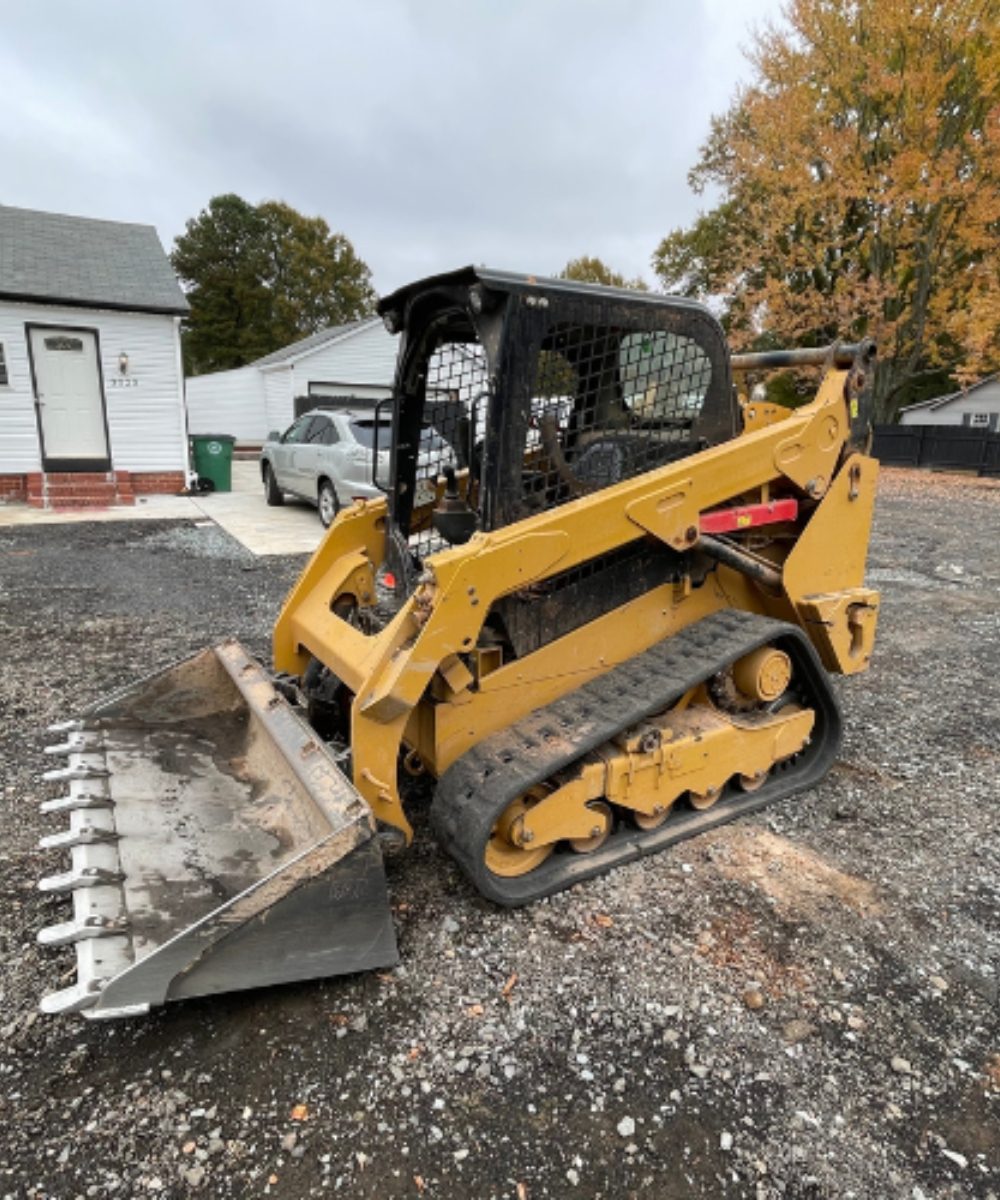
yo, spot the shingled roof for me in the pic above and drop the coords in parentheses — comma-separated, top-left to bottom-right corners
(0, 205, 189, 315)
(252, 318, 379, 367)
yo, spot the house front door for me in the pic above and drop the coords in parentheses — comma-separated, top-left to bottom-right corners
(29, 326, 110, 469)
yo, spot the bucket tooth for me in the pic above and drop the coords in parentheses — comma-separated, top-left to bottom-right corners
(42, 763, 109, 783)
(39, 979, 106, 1016)
(40, 792, 112, 814)
(38, 915, 130, 947)
(38, 865, 125, 893)
(38, 807, 116, 851)
(47, 719, 84, 735)
(39, 826, 118, 851)
(44, 731, 102, 756)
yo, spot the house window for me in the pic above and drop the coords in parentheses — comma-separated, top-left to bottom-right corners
(969, 412, 990, 428)
(0, 343, 8, 386)
(43, 335, 84, 352)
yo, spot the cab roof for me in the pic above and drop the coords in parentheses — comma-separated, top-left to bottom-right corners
(377, 266, 716, 326)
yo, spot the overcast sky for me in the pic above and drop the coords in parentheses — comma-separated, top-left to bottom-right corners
(2, 0, 782, 295)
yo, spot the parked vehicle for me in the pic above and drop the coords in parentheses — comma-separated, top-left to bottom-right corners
(260, 408, 455, 526)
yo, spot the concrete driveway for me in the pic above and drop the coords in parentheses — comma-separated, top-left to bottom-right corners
(0, 459, 325, 556)
(200, 460, 325, 555)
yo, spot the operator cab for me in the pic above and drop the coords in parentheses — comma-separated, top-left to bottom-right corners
(376, 268, 736, 597)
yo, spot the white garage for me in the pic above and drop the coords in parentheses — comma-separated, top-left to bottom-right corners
(899, 374, 1000, 430)
(185, 317, 399, 444)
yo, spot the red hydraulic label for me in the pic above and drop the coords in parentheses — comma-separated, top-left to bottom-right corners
(699, 498, 799, 535)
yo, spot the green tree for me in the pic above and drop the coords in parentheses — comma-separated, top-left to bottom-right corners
(560, 255, 649, 291)
(172, 194, 377, 374)
(653, 0, 1000, 421)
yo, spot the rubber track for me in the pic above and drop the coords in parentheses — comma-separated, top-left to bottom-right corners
(431, 609, 842, 906)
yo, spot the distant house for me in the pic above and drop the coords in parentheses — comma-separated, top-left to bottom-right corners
(185, 318, 398, 443)
(899, 375, 1000, 431)
(0, 205, 190, 507)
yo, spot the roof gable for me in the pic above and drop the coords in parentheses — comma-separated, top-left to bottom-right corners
(0, 205, 188, 315)
(252, 317, 380, 369)
(904, 373, 1000, 412)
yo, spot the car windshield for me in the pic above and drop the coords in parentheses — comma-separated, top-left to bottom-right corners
(349, 419, 447, 453)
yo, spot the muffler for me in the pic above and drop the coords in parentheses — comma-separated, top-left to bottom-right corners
(36, 640, 398, 1018)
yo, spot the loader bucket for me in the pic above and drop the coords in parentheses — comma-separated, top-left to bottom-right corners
(36, 640, 398, 1019)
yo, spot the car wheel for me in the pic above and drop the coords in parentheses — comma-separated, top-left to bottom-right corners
(318, 479, 339, 528)
(264, 463, 285, 507)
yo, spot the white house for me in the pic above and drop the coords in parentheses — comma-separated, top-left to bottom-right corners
(185, 318, 399, 444)
(0, 205, 190, 508)
(900, 375, 1000, 430)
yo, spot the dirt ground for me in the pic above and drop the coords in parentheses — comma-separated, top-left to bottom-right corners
(0, 469, 997, 1200)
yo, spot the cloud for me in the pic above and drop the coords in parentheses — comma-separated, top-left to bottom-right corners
(1, 0, 781, 293)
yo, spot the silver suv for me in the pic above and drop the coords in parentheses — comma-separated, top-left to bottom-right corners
(260, 408, 455, 527)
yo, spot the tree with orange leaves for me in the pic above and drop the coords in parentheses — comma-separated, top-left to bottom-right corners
(654, 0, 1000, 420)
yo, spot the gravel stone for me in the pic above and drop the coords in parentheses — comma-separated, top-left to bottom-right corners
(782, 1019, 816, 1044)
(940, 1148, 968, 1169)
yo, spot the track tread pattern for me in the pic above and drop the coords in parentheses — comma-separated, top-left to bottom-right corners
(431, 610, 842, 905)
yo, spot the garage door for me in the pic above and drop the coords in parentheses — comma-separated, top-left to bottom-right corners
(295, 384, 391, 419)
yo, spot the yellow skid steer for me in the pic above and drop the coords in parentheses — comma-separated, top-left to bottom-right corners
(37, 268, 880, 1017)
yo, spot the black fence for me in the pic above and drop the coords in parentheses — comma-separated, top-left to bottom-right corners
(872, 424, 1000, 477)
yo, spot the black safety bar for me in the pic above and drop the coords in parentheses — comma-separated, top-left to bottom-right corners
(731, 343, 874, 371)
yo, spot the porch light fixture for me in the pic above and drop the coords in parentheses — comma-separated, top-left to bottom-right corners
(118, 351, 129, 375)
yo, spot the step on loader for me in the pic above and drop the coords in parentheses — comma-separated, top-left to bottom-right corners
(36, 268, 880, 1017)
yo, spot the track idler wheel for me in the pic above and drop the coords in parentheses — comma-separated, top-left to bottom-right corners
(569, 801, 613, 854)
(484, 788, 554, 878)
(631, 802, 672, 831)
(689, 786, 722, 811)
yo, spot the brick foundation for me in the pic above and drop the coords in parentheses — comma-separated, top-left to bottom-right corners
(0, 474, 27, 502)
(129, 472, 186, 495)
(0, 470, 187, 510)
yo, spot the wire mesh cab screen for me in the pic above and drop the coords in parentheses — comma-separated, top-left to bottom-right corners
(396, 337, 490, 561)
(383, 274, 733, 566)
(509, 300, 733, 525)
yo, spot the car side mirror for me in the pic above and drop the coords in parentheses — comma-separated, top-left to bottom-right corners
(268, 430, 282, 443)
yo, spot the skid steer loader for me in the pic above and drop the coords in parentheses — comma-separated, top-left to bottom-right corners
(36, 268, 880, 1018)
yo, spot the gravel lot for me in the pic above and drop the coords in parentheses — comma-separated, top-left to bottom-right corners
(1, 469, 998, 1200)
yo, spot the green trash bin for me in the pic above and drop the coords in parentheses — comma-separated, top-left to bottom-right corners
(190, 434, 235, 493)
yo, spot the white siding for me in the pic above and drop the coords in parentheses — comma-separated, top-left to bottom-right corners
(901, 380, 1000, 427)
(0, 305, 39, 471)
(899, 407, 963, 427)
(0, 300, 185, 472)
(288, 320, 398, 394)
(186, 366, 267, 442)
(264, 367, 294, 434)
